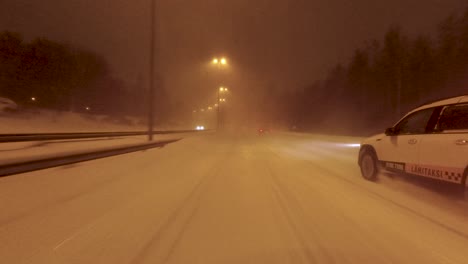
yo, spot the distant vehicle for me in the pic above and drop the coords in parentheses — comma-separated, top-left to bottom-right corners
(196, 125, 205, 130)
(0, 97, 18, 113)
(358, 95, 468, 189)
(258, 128, 270, 135)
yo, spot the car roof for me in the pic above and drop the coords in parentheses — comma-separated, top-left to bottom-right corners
(410, 95, 468, 113)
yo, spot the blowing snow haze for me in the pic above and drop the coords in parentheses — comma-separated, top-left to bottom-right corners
(2, 1, 468, 263)
(0, 0, 467, 130)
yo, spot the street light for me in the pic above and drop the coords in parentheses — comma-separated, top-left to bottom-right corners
(212, 57, 227, 66)
(219, 87, 229, 92)
(147, 0, 157, 141)
(217, 87, 230, 130)
(31, 97, 36, 101)
(211, 57, 229, 130)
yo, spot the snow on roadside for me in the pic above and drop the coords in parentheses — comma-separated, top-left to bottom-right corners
(0, 109, 146, 133)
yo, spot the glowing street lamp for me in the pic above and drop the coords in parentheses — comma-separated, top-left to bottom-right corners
(31, 97, 36, 101)
(212, 57, 227, 66)
(211, 57, 230, 131)
(216, 86, 231, 130)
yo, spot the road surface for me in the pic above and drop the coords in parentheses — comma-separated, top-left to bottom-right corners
(1, 132, 468, 263)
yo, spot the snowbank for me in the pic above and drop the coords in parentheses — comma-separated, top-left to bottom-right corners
(0, 109, 146, 133)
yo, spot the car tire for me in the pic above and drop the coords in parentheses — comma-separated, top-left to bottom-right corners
(360, 151, 378, 181)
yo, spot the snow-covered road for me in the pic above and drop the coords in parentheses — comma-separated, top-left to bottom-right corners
(1, 132, 468, 263)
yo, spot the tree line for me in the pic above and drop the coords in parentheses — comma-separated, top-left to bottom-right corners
(0, 31, 148, 116)
(271, 7, 468, 135)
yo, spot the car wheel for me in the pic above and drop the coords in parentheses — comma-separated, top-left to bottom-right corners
(360, 152, 378, 181)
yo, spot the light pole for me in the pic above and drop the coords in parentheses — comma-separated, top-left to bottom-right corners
(217, 88, 220, 130)
(217, 87, 228, 130)
(148, 0, 157, 141)
(212, 57, 228, 131)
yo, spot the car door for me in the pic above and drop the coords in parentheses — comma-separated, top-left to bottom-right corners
(418, 103, 468, 184)
(378, 107, 436, 173)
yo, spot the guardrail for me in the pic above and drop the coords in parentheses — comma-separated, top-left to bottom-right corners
(0, 139, 180, 177)
(0, 129, 211, 143)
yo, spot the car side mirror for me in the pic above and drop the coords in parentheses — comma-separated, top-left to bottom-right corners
(385, 127, 396, 136)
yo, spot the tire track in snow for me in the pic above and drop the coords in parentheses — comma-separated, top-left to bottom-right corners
(130, 159, 223, 264)
(269, 145, 468, 242)
(262, 158, 334, 264)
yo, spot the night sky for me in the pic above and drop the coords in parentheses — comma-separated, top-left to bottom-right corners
(1, 0, 466, 107)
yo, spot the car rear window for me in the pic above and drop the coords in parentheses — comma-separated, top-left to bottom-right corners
(438, 104, 468, 130)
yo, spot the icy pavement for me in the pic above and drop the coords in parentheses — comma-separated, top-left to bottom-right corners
(1, 132, 468, 263)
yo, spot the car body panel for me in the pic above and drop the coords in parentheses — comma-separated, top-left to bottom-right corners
(378, 134, 421, 167)
(414, 133, 466, 183)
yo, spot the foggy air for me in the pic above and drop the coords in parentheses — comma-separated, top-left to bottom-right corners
(1, 0, 468, 263)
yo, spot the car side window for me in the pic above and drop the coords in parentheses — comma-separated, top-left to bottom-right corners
(394, 108, 435, 135)
(437, 104, 468, 131)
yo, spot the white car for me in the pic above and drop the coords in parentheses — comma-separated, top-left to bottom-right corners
(358, 95, 468, 188)
(0, 97, 18, 112)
